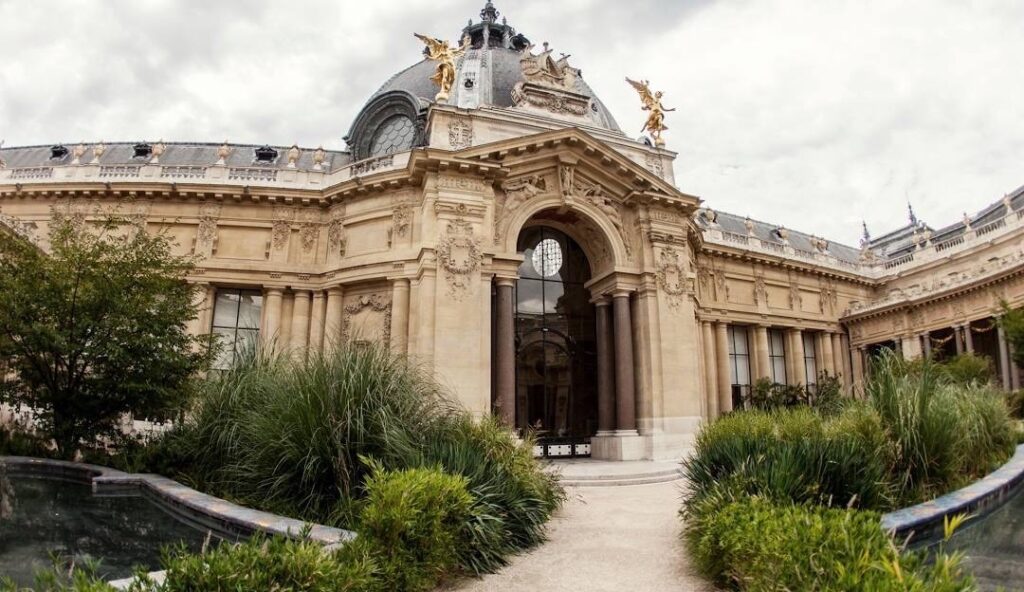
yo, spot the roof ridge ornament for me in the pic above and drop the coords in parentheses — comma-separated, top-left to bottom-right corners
(626, 78, 675, 148)
(907, 201, 918, 226)
(480, 2, 499, 23)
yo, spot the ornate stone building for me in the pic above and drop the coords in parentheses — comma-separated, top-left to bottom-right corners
(1, 3, 1021, 460)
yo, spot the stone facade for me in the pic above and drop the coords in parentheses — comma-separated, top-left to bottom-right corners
(2, 3, 1022, 461)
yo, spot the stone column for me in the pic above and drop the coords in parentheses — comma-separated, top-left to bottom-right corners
(998, 325, 1012, 389)
(840, 334, 853, 389)
(789, 328, 807, 386)
(263, 288, 284, 347)
(754, 325, 771, 381)
(715, 322, 732, 414)
(613, 291, 637, 433)
(596, 299, 616, 433)
(323, 287, 344, 351)
(390, 279, 411, 355)
(821, 332, 836, 376)
(291, 290, 311, 351)
(831, 333, 844, 380)
(964, 324, 975, 353)
(702, 321, 719, 419)
(309, 291, 326, 352)
(922, 332, 932, 359)
(494, 279, 516, 427)
(954, 327, 965, 355)
(851, 345, 865, 396)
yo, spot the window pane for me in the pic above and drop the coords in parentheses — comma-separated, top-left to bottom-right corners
(772, 357, 787, 384)
(237, 292, 263, 329)
(803, 333, 817, 359)
(235, 329, 260, 359)
(736, 356, 751, 386)
(543, 281, 566, 315)
(517, 279, 544, 315)
(734, 327, 749, 355)
(212, 327, 236, 370)
(805, 358, 818, 385)
(212, 291, 240, 328)
(769, 330, 785, 357)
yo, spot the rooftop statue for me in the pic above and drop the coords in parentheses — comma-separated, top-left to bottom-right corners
(626, 78, 675, 147)
(415, 33, 471, 102)
(520, 42, 578, 91)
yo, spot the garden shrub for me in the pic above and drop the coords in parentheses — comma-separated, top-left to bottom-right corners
(743, 371, 845, 413)
(684, 495, 975, 592)
(684, 405, 892, 510)
(939, 353, 995, 386)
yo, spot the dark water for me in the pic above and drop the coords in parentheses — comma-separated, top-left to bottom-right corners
(944, 489, 1024, 591)
(0, 474, 208, 587)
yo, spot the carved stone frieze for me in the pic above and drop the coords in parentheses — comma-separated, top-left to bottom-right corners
(342, 293, 392, 346)
(437, 175, 484, 192)
(327, 212, 346, 257)
(438, 215, 482, 300)
(299, 209, 321, 253)
(712, 259, 730, 302)
(575, 177, 633, 260)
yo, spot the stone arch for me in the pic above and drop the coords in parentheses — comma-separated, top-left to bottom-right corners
(502, 196, 630, 276)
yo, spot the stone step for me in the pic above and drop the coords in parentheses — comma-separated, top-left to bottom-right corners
(561, 469, 685, 488)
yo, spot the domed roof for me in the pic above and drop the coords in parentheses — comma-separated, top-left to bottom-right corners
(364, 3, 622, 133)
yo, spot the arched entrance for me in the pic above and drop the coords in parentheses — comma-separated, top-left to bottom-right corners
(512, 226, 598, 457)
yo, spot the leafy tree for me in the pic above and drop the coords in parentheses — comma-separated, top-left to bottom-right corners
(1000, 301, 1024, 366)
(0, 213, 213, 459)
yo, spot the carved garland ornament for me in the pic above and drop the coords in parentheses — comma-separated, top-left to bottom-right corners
(327, 213, 346, 257)
(753, 274, 768, 306)
(299, 209, 321, 253)
(438, 213, 482, 299)
(393, 200, 412, 239)
(342, 293, 392, 346)
(655, 246, 690, 309)
(196, 202, 221, 247)
(271, 206, 296, 251)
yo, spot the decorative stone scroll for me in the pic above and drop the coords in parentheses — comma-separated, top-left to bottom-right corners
(448, 118, 473, 150)
(655, 246, 691, 310)
(342, 293, 392, 346)
(438, 212, 482, 300)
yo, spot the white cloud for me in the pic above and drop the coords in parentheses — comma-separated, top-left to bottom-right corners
(1, 0, 1021, 245)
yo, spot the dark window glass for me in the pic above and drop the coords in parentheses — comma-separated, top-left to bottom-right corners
(768, 329, 787, 384)
(211, 289, 263, 370)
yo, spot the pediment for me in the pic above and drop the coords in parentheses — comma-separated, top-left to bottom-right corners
(454, 128, 700, 210)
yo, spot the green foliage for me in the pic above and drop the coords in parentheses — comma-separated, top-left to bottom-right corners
(938, 353, 995, 387)
(0, 215, 214, 459)
(743, 371, 845, 413)
(999, 301, 1024, 367)
(1006, 390, 1024, 419)
(684, 405, 892, 511)
(683, 495, 975, 592)
(867, 350, 1016, 503)
(353, 463, 473, 591)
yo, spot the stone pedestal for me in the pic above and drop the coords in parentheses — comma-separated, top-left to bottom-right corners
(591, 432, 647, 461)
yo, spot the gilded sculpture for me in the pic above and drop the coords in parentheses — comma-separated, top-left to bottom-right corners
(415, 33, 471, 102)
(626, 78, 675, 147)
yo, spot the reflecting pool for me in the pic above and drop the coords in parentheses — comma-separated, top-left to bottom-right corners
(0, 473, 207, 587)
(944, 488, 1024, 591)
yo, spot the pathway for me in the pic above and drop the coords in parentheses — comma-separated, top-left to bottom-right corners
(446, 469, 715, 592)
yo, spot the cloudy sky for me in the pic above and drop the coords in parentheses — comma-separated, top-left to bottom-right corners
(1, 0, 1021, 245)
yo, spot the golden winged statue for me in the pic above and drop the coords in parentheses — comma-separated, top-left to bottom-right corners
(415, 33, 471, 102)
(626, 78, 676, 147)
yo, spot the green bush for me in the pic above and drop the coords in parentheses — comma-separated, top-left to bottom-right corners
(684, 495, 975, 592)
(743, 372, 845, 413)
(867, 350, 1015, 502)
(939, 353, 995, 387)
(684, 405, 892, 510)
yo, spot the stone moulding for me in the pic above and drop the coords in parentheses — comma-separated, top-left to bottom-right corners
(0, 456, 355, 546)
(880, 444, 1024, 546)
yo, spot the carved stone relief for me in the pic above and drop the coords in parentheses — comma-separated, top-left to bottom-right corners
(753, 273, 768, 306)
(195, 202, 221, 256)
(712, 259, 730, 302)
(437, 175, 484, 192)
(789, 282, 803, 310)
(819, 279, 838, 314)
(645, 154, 664, 177)
(327, 212, 346, 257)
(299, 209, 321, 253)
(271, 206, 296, 251)
(696, 260, 712, 301)
(393, 199, 412, 240)
(655, 246, 691, 309)
(495, 174, 547, 244)
(342, 293, 392, 346)
(438, 211, 482, 300)
(448, 118, 473, 150)
(575, 177, 633, 260)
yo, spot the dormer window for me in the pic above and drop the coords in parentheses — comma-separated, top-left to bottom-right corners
(133, 143, 152, 159)
(50, 145, 69, 159)
(254, 146, 278, 163)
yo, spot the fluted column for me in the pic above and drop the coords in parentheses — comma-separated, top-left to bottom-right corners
(964, 324, 975, 353)
(831, 333, 845, 382)
(702, 321, 719, 419)
(613, 291, 637, 433)
(998, 325, 1012, 389)
(390, 279, 411, 355)
(263, 288, 284, 347)
(714, 322, 732, 414)
(954, 327, 965, 355)
(754, 325, 770, 381)
(309, 291, 326, 352)
(596, 299, 616, 433)
(291, 290, 311, 351)
(494, 279, 516, 426)
(323, 287, 344, 351)
(789, 328, 807, 386)
(821, 332, 836, 376)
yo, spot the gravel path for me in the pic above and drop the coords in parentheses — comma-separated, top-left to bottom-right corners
(446, 480, 715, 592)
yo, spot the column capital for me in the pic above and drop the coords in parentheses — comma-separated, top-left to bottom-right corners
(495, 277, 516, 289)
(265, 287, 285, 297)
(326, 286, 344, 296)
(593, 295, 612, 307)
(612, 289, 633, 300)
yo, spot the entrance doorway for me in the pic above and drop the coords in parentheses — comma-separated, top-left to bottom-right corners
(514, 227, 597, 457)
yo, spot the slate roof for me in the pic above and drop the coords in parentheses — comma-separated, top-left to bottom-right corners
(0, 142, 352, 172)
(697, 209, 864, 265)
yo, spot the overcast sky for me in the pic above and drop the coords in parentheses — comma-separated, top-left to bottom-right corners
(2, 0, 1021, 245)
